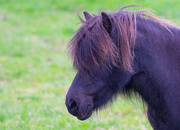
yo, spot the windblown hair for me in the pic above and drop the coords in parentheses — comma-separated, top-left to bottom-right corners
(69, 6, 170, 76)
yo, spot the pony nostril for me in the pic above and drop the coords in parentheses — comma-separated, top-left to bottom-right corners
(69, 99, 77, 110)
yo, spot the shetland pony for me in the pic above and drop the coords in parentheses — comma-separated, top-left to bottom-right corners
(66, 6, 180, 130)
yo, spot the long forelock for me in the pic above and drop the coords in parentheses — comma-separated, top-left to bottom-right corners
(69, 6, 172, 76)
(69, 16, 118, 76)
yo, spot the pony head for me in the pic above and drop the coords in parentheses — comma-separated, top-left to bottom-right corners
(66, 10, 136, 120)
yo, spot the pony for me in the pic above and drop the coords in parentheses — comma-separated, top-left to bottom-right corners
(65, 6, 180, 130)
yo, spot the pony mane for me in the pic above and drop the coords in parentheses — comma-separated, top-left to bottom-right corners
(69, 6, 171, 76)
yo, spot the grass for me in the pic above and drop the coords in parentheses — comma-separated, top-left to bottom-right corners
(0, 0, 179, 129)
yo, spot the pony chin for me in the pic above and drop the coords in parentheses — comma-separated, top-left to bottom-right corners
(77, 105, 93, 121)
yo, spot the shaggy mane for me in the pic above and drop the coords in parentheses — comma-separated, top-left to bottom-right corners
(68, 6, 171, 76)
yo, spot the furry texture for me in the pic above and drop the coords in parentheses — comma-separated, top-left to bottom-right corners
(66, 6, 180, 129)
(69, 6, 172, 77)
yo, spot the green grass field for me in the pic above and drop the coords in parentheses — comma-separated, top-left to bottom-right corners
(0, 0, 179, 129)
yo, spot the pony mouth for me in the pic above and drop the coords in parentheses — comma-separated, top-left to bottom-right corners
(77, 105, 93, 120)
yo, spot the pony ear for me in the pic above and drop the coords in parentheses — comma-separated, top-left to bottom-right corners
(101, 12, 112, 35)
(83, 11, 92, 20)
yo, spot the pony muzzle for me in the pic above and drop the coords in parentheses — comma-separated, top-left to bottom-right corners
(65, 97, 93, 120)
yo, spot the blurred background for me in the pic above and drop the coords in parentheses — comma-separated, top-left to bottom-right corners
(0, 0, 179, 129)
